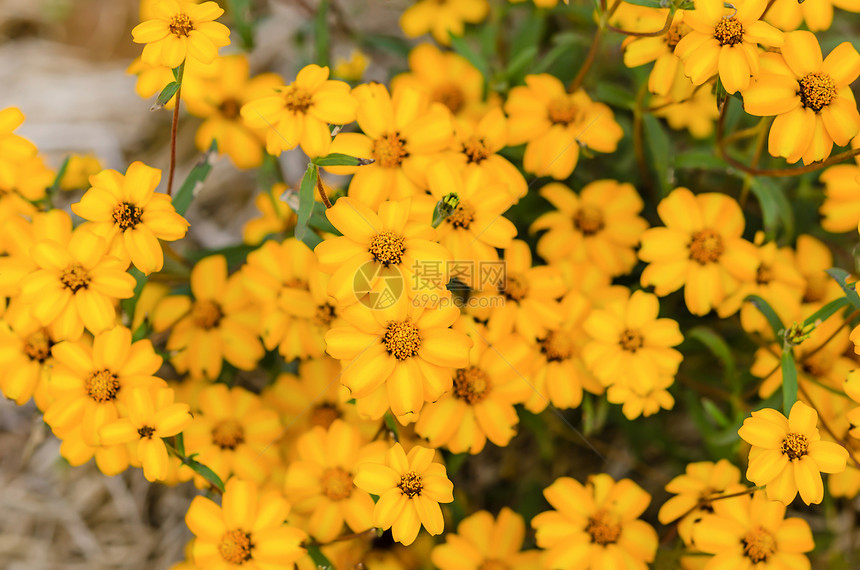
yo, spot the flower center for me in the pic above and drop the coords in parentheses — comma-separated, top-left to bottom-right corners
(85, 369, 120, 403)
(219, 529, 253, 565)
(478, 562, 510, 570)
(432, 84, 465, 114)
(619, 329, 643, 352)
(369, 231, 406, 266)
(803, 275, 827, 303)
(742, 526, 776, 563)
(781, 432, 809, 460)
(168, 13, 194, 37)
(314, 302, 337, 327)
(799, 72, 836, 113)
(547, 97, 581, 126)
(688, 229, 724, 264)
(60, 263, 91, 293)
(802, 353, 831, 378)
(371, 132, 409, 168)
(539, 330, 573, 362)
(211, 419, 245, 450)
(755, 264, 773, 285)
(573, 205, 605, 236)
(382, 319, 421, 360)
(586, 510, 622, 545)
(113, 202, 143, 231)
(191, 299, 223, 329)
(453, 366, 491, 404)
(398, 471, 423, 498)
(310, 402, 342, 428)
(500, 274, 528, 302)
(714, 16, 744, 46)
(283, 85, 313, 113)
(24, 330, 52, 362)
(137, 425, 155, 439)
(665, 22, 691, 49)
(321, 467, 354, 501)
(446, 201, 476, 229)
(462, 136, 491, 163)
(220, 98, 241, 120)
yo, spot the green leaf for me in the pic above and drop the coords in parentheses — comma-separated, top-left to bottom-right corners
(594, 83, 636, 110)
(674, 152, 727, 170)
(226, 0, 255, 49)
(745, 294, 784, 338)
(154, 81, 180, 109)
(503, 45, 538, 81)
(448, 32, 490, 78)
(312, 152, 371, 167)
(309, 202, 340, 235)
(714, 77, 728, 111)
(615, 0, 663, 7)
(642, 114, 672, 197)
(49, 155, 71, 192)
(131, 317, 151, 343)
(294, 163, 319, 248)
(173, 140, 217, 216)
(187, 458, 225, 493)
(701, 399, 731, 428)
(359, 34, 412, 57)
(802, 296, 850, 328)
(120, 267, 147, 323)
(306, 544, 333, 570)
(826, 268, 860, 310)
(383, 413, 401, 442)
(780, 350, 798, 415)
(314, 0, 330, 67)
(510, 10, 544, 62)
(687, 327, 736, 387)
(187, 243, 258, 267)
(747, 177, 782, 241)
(174, 432, 185, 457)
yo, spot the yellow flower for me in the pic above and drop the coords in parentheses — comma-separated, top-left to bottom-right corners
(126, 54, 216, 109)
(622, 10, 692, 96)
(431, 507, 541, 569)
(400, 0, 489, 45)
(743, 31, 860, 165)
(186, 478, 306, 569)
(0, 300, 59, 409)
(795, 234, 843, 306)
(738, 400, 848, 504)
(242, 183, 296, 245)
(240, 64, 357, 158)
(99, 387, 192, 481)
(606, 374, 675, 419)
(0, 107, 36, 165)
(691, 490, 814, 567)
(325, 83, 454, 210)
(332, 49, 370, 82)
(531, 181, 648, 278)
(764, 0, 859, 32)
(531, 474, 658, 569)
(354, 442, 454, 546)
(651, 83, 721, 138)
(0, 210, 72, 299)
(58, 153, 102, 191)
(638, 187, 759, 316)
(72, 161, 190, 275)
(54, 422, 134, 477)
(21, 228, 137, 340)
(674, 0, 783, 93)
(0, 154, 54, 222)
(819, 156, 860, 233)
(132, 0, 230, 68)
(506, 75, 623, 179)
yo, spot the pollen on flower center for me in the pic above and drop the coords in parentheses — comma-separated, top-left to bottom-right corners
(462, 136, 491, 163)
(314, 302, 337, 327)
(168, 13, 194, 37)
(310, 402, 342, 428)
(220, 98, 241, 120)
(382, 319, 421, 360)
(283, 85, 313, 113)
(666, 22, 691, 49)
(714, 16, 744, 46)
(781, 432, 809, 460)
(446, 201, 476, 229)
(398, 471, 423, 498)
(113, 202, 143, 231)
(742, 526, 776, 563)
(688, 229, 724, 264)
(321, 467, 354, 501)
(211, 419, 245, 450)
(500, 274, 528, 301)
(573, 205, 605, 236)
(432, 84, 465, 114)
(372, 132, 409, 168)
(586, 511, 622, 545)
(799, 72, 836, 112)
(453, 366, 491, 404)
(60, 263, 91, 293)
(755, 264, 773, 285)
(619, 329, 644, 352)
(85, 369, 120, 403)
(24, 330, 52, 362)
(191, 299, 223, 329)
(369, 231, 406, 266)
(137, 425, 155, 439)
(539, 330, 573, 362)
(547, 97, 581, 126)
(218, 529, 253, 565)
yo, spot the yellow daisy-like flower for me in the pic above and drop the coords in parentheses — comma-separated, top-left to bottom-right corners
(354, 442, 454, 546)
(795, 234, 843, 306)
(0, 107, 37, 164)
(691, 490, 814, 568)
(765, 0, 860, 32)
(638, 187, 759, 316)
(431, 507, 541, 569)
(126, 54, 216, 109)
(71, 161, 189, 275)
(400, 0, 489, 45)
(531, 474, 658, 569)
(0, 300, 59, 409)
(820, 160, 860, 233)
(240, 64, 357, 158)
(531, 181, 648, 278)
(622, 10, 692, 97)
(242, 183, 296, 245)
(186, 478, 306, 569)
(0, 154, 54, 223)
(99, 387, 192, 482)
(0, 210, 72, 300)
(674, 0, 783, 93)
(131, 0, 230, 68)
(332, 49, 370, 82)
(738, 400, 849, 505)
(58, 153, 102, 191)
(651, 82, 722, 138)
(506, 75, 623, 180)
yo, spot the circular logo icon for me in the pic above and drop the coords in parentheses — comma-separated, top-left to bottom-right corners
(352, 261, 404, 310)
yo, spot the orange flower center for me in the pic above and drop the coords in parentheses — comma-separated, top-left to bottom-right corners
(371, 132, 409, 168)
(781, 432, 809, 460)
(547, 97, 580, 126)
(539, 330, 573, 361)
(688, 229, 724, 264)
(432, 83, 466, 114)
(619, 329, 643, 352)
(24, 330, 52, 362)
(585, 510, 622, 545)
(799, 72, 836, 112)
(500, 274, 528, 301)
(60, 263, 91, 293)
(398, 471, 423, 498)
(803, 275, 827, 303)
(462, 136, 491, 163)
(191, 299, 223, 329)
(310, 402, 342, 428)
(755, 264, 773, 285)
(446, 201, 476, 229)
(85, 369, 120, 403)
(219, 529, 253, 565)
(453, 366, 491, 404)
(220, 98, 241, 120)
(321, 467, 354, 501)
(802, 353, 831, 378)
(113, 202, 143, 231)
(666, 22, 691, 49)
(137, 425, 155, 439)
(369, 231, 406, 266)
(283, 85, 313, 113)
(478, 562, 510, 570)
(573, 205, 605, 236)
(382, 319, 421, 360)
(314, 302, 337, 327)
(742, 526, 776, 563)
(211, 419, 245, 450)
(169, 12, 194, 37)
(714, 16, 744, 46)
